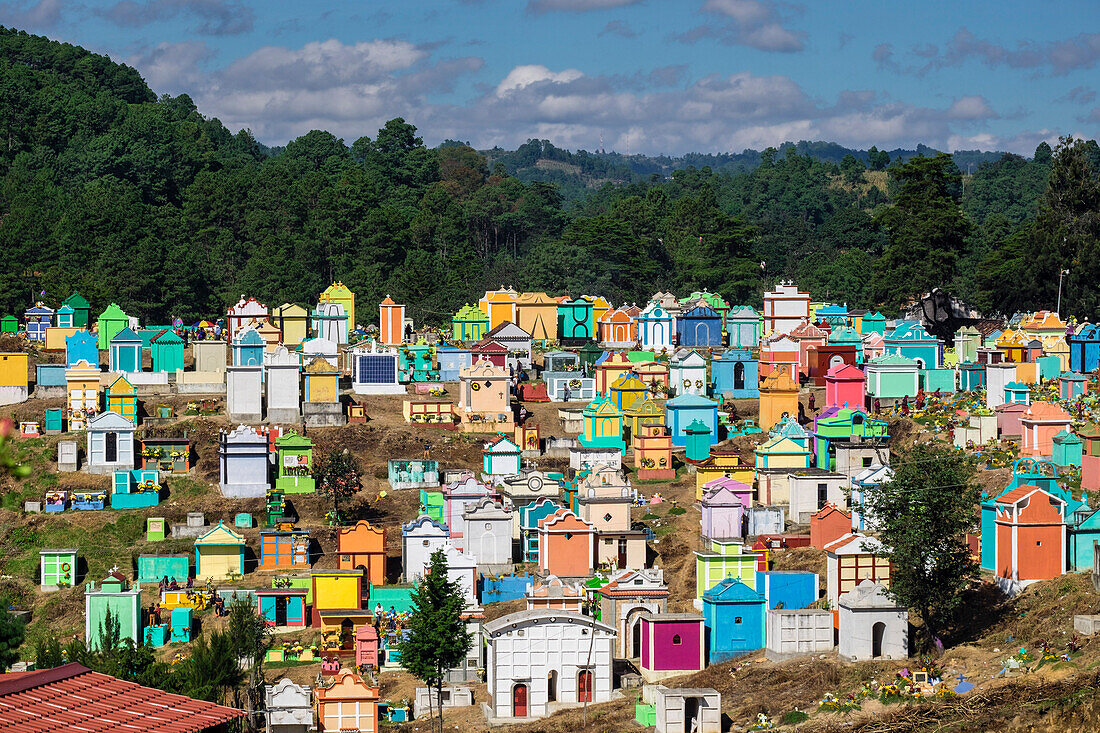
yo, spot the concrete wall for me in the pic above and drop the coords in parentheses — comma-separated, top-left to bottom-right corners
(765, 609, 834, 661)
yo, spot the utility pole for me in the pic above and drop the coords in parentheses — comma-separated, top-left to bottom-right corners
(1058, 267, 1070, 316)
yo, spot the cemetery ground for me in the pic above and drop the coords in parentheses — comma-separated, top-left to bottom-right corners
(3, 365, 1100, 730)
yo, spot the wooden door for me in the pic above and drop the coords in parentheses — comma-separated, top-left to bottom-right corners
(512, 683, 527, 717)
(578, 669, 593, 702)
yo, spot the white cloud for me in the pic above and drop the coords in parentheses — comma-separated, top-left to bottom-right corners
(496, 64, 584, 95)
(0, 0, 63, 29)
(122, 37, 1049, 156)
(946, 95, 998, 120)
(676, 0, 805, 53)
(127, 41, 214, 92)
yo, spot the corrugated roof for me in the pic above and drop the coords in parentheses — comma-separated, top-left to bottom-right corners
(0, 663, 244, 732)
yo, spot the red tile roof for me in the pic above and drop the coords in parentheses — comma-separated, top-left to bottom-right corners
(0, 663, 244, 733)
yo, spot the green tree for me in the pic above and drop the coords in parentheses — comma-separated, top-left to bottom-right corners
(872, 154, 972, 308)
(174, 629, 245, 705)
(397, 549, 473, 733)
(314, 448, 362, 522)
(0, 608, 25, 671)
(867, 146, 890, 171)
(228, 597, 271, 720)
(34, 637, 65, 669)
(1031, 136, 1100, 319)
(855, 444, 979, 650)
(97, 605, 121, 653)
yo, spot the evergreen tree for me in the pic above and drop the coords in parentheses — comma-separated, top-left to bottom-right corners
(855, 444, 979, 650)
(96, 606, 121, 653)
(397, 549, 473, 733)
(0, 608, 25, 671)
(871, 154, 972, 308)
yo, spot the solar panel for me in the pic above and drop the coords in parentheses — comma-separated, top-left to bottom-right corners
(357, 355, 395, 384)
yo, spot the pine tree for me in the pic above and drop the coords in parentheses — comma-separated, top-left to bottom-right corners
(397, 549, 473, 733)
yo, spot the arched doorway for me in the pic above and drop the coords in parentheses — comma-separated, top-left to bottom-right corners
(340, 618, 354, 649)
(684, 695, 700, 733)
(872, 622, 886, 658)
(627, 607, 649, 658)
(547, 670, 558, 703)
(829, 354, 845, 368)
(734, 361, 745, 390)
(695, 322, 709, 346)
(512, 683, 528, 717)
(577, 669, 593, 702)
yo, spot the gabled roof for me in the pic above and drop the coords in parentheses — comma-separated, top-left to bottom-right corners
(148, 329, 184, 349)
(610, 373, 647, 390)
(583, 395, 624, 417)
(483, 434, 521, 452)
(539, 507, 594, 532)
(852, 464, 894, 486)
(838, 579, 902, 609)
(680, 304, 720, 319)
(110, 327, 141, 344)
(107, 375, 134, 393)
(701, 483, 751, 506)
(755, 435, 808, 454)
(671, 349, 707, 366)
(811, 503, 851, 522)
(867, 353, 918, 367)
(0, 663, 244, 732)
(597, 568, 667, 597)
(995, 483, 1066, 507)
(63, 292, 90, 309)
(276, 301, 309, 316)
(1022, 402, 1071, 422)
(527, 574, 584, 599)
(196, 520, 245, 545)
(828, 326, 862, 344)
(666, 394, 718, 408)
(760, 370, 798, 391)
(485, 321, 532, 341)
(702, 577, 764, 603)
(770, 416, 809, 439)
(638, 301, 671, 319)
(789, 320, 827, 339)
(87, 410, 134, 431)
(1053, 429, 1082, 445)
(826, 363, 865, 380)
(823, 532, 884, 555)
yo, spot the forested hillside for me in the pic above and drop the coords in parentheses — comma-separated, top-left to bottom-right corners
(1, 27, 1098, 326)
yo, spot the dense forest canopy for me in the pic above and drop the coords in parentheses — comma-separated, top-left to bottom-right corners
(1, 27, 1098, 327)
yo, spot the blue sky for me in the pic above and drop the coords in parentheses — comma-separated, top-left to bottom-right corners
(2, 0, 1098, 154)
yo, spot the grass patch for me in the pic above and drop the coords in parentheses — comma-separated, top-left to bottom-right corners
(781, 710, 810, 725)
(166, 476, 210, 499)
(667, 506, 686, 516)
